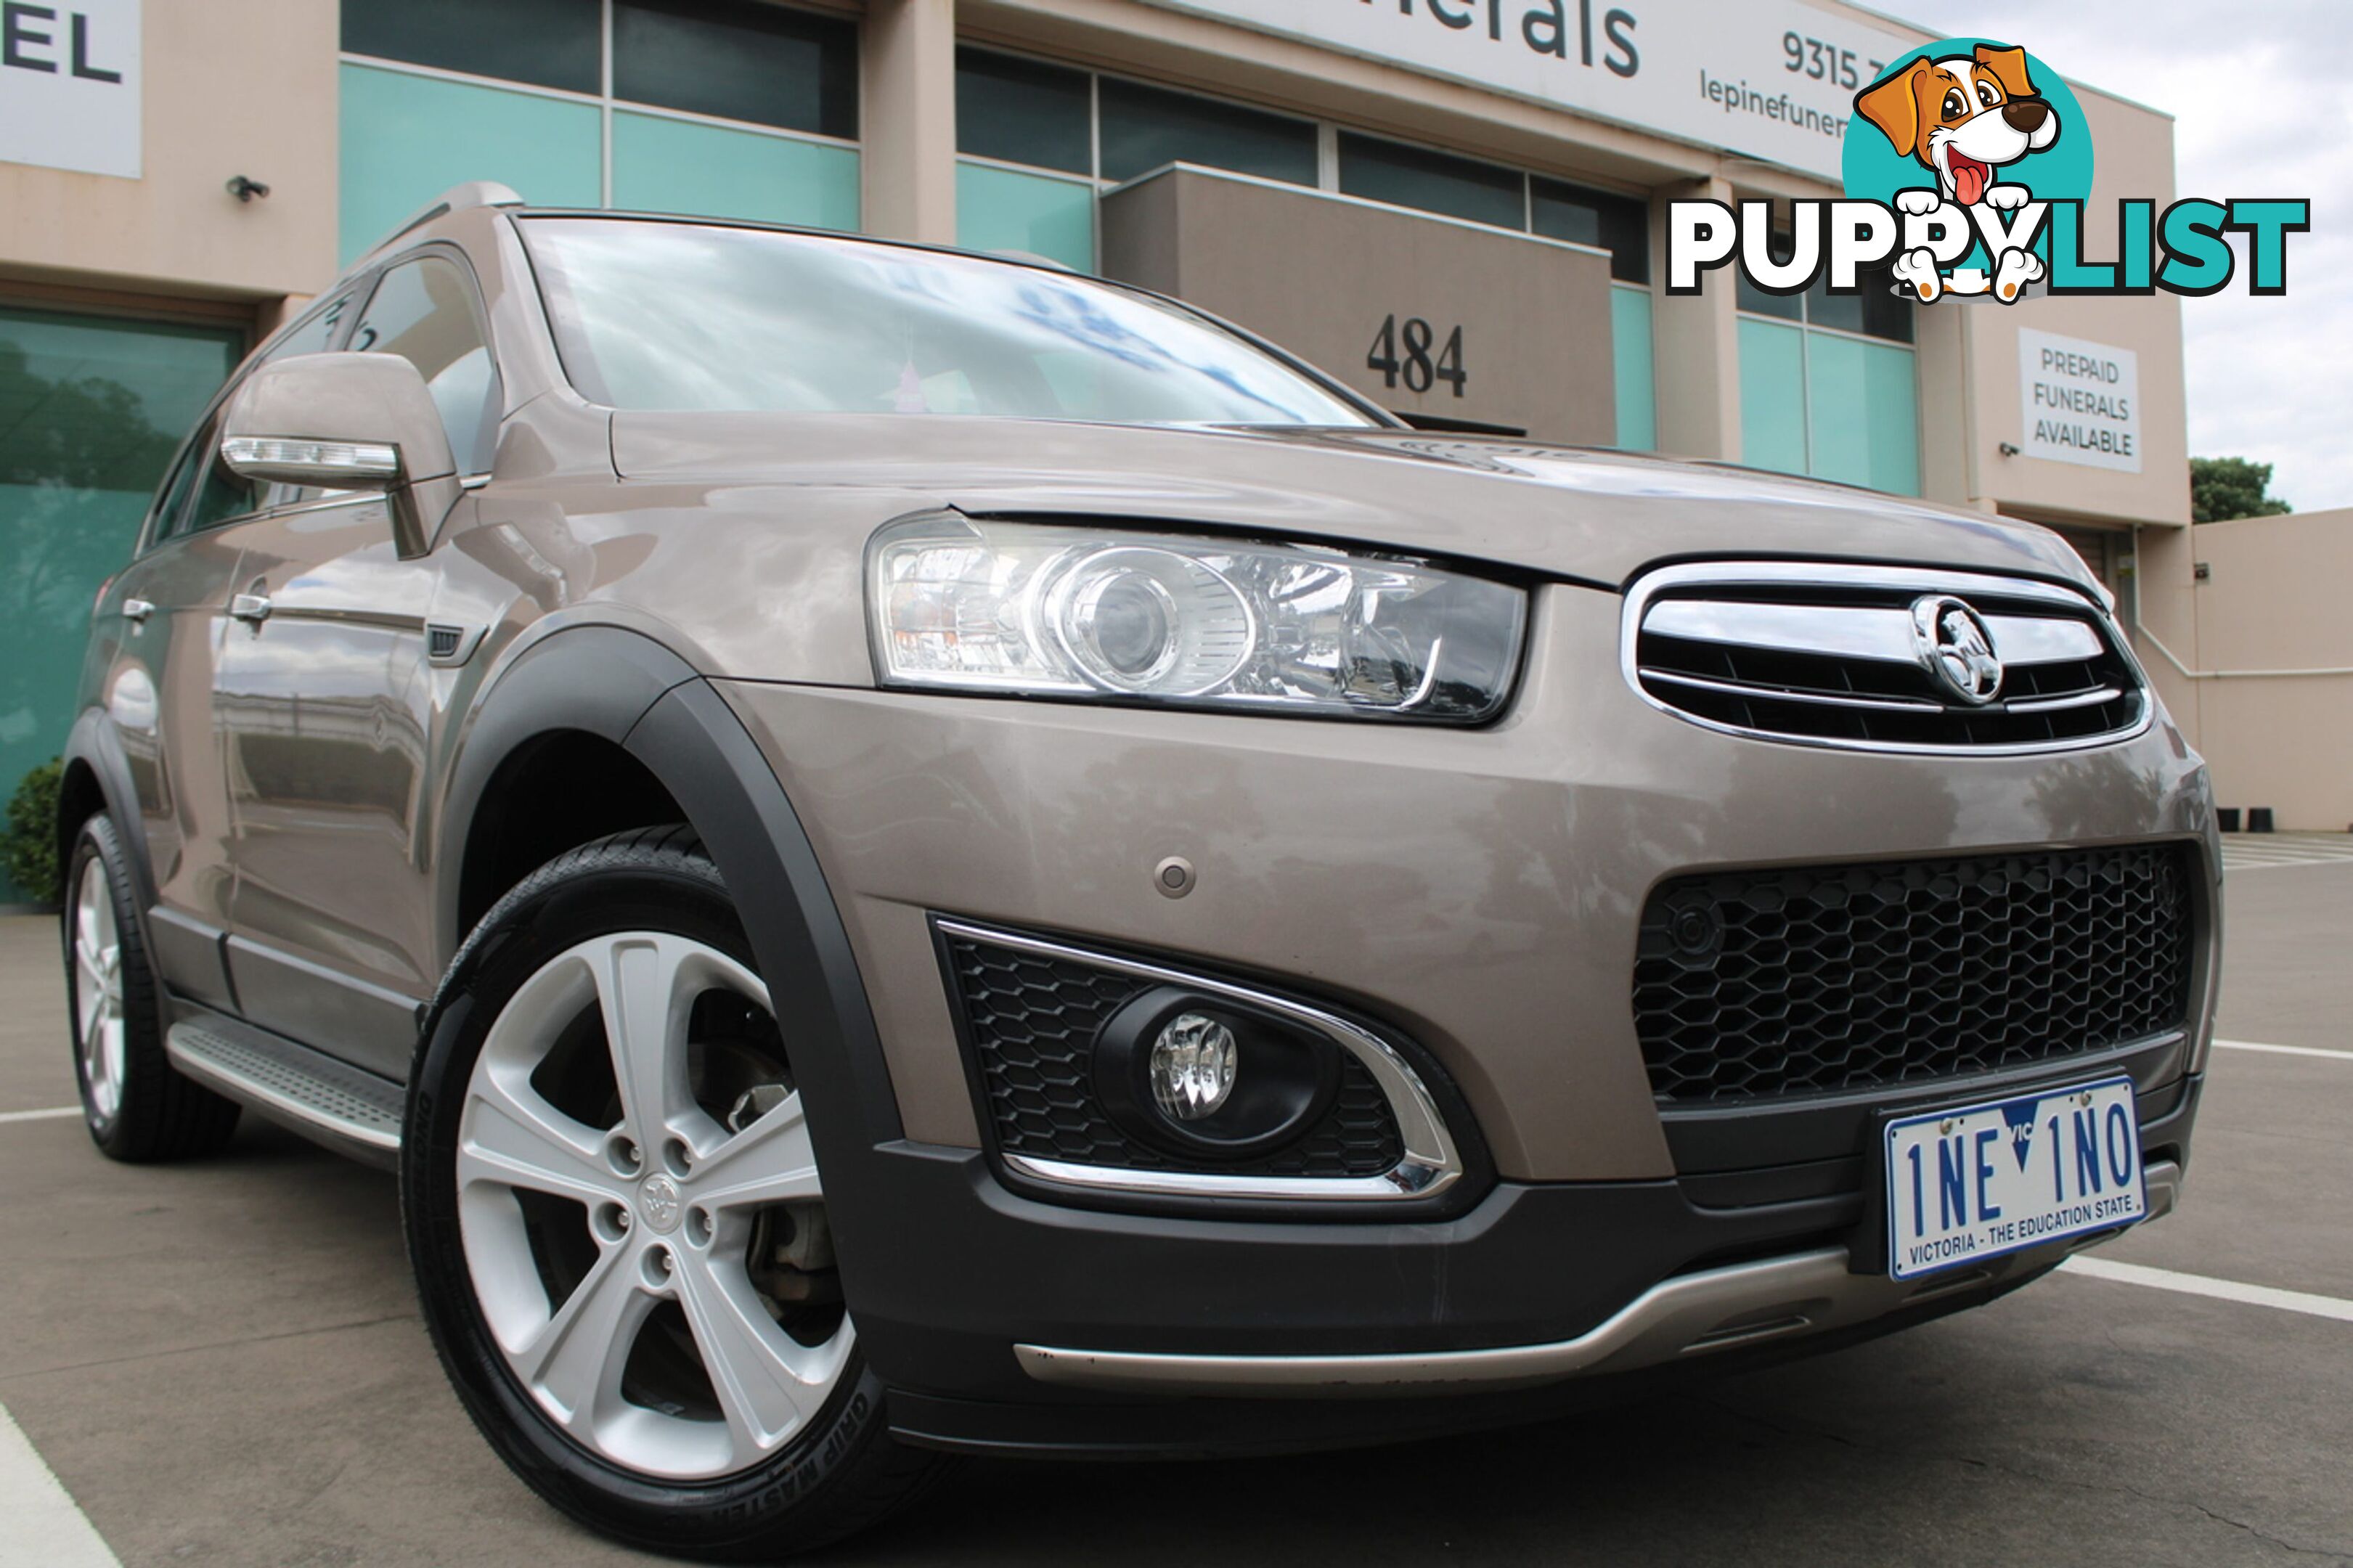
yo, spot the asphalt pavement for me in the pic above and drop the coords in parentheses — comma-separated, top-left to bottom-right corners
(0, 852, 2346, 1567)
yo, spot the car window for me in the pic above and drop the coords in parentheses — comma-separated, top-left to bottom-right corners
(349, 256, 500, 473)
(518, 217, 1374, 428)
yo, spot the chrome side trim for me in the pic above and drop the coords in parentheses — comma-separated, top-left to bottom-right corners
(934, 919, 1463, 1204)
(1014, 1162, 2180, 1396)
(1621, 561, 2155, 758)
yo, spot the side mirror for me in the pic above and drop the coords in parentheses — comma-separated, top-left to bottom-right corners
(220, 352, 462, 558)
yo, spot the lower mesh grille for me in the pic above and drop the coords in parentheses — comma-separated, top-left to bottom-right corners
(1634, 844, 2195, 1102)
(941, 934, 1405, 1177)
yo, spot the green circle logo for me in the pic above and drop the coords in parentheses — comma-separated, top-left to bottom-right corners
(1845, 38, 2094, 206)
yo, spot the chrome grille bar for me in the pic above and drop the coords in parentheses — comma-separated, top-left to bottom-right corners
(1623, 561, 2152, 756)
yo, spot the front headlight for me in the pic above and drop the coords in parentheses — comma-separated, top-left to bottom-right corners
(868, 515, 1526, 722)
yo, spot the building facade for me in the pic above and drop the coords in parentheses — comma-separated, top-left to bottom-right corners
(1, 0, 2203, 890)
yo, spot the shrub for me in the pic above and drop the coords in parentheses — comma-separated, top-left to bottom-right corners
(2, 758, 64, 907)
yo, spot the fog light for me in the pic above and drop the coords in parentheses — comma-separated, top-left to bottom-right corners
(1149, 1013, 1238, 1122)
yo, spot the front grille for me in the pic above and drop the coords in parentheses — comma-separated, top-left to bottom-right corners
(1634, 844, 2195, 1102)
(1628, 566, 2146, 751)
(941, 934, 1405, 1177)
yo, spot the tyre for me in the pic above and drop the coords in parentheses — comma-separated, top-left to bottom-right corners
(401, 827, 942, 1561)
(64, 813, 241, 1161)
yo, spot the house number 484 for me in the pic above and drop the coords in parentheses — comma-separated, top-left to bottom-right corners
(1366, 316, 1467, 398)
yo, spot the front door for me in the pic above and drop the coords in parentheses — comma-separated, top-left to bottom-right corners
(215, 497, 440, 1073)
(213, 250, 502, 1076)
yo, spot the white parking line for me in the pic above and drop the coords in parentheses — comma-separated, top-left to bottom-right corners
(2213, 1039, 2353, 1061)
(0, 1106, 81, 1125)
(0, 1402, 121, 1567)
(2060, 1256, 2353, 1324)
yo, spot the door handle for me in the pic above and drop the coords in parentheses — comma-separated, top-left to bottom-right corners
(121, 597, 155, 624)
(229, 592, 273, 625)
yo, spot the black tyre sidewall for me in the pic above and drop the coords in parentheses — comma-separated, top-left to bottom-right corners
(64, 814, 236, 1159)
(401, 841, 907, 1561)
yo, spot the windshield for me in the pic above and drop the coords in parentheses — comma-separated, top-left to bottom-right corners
(519, 217, 1376, 428)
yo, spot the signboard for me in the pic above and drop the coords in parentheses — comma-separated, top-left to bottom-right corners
(0, 0, 140, 179)
(1134, 0, 1919, 182)
(2018, 329, 2142, 473)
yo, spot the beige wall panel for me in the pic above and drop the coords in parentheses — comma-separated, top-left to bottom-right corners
(2131, 509, 2353, 830)
(1103, 167, 1618, 444)
(0, 0, 338, 300)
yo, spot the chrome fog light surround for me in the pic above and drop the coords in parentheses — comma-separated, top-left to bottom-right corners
(934, 919, 1466, 1204)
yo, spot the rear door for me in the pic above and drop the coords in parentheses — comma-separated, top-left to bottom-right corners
(91, 420, 253, 1007)
(214, 251, 502, 1074)
(97, 294, 362, 1005)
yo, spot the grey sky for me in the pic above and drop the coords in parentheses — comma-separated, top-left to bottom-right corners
(1893, 0, 2342, 510)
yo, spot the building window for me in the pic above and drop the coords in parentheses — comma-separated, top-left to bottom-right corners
(949, 46, 1659, 449)
(338, 0, 860, 265)
(1097, 78, 1318, 187)
(1737, 268, 1919, 495)
(1530, 179, 1648, 285)
(957, 48, 1090, 176)
(0, 306, 243, 894)
(1337, 134, 1524, 230)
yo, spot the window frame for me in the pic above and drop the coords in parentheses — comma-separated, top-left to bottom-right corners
(345, 242, 507, 480)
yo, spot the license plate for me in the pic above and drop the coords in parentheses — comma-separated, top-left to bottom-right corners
(1885, 1076, 2146, 1281)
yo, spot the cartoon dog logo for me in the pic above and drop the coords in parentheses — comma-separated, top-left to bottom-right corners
(1856, 44, 2060, 303)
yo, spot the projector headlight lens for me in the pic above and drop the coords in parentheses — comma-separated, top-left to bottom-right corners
(869, 515, 1525, 722)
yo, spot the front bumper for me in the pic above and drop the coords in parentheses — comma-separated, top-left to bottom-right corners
(711, 577, 2218, 1445)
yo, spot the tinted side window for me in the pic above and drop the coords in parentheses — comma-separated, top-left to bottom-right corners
(350, 256, 499, 473)
(145, 426, 212, 545)
(183, 425, 261, 535)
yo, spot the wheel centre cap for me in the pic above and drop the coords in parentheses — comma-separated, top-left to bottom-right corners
(637, 1172, 683, 1234)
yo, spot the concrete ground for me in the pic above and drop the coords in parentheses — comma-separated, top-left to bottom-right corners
(1, 858, 2348, 1567)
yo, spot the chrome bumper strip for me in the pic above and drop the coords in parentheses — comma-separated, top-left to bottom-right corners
(1014, 1161, 2180, 1397)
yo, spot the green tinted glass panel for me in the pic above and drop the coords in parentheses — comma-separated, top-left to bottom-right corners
(613, 0, 858, 140)
(339, 65, 602, 264)
(0, 309, 241, 893)
(1807, 335, 1920, 495)
(1098, 78, 1316, 185)
(1738, 317, 1808, 475)
(957, 48, 1092, 175)
(957, 161, 1095, 272)
(1610, 284, 1655, 452)
(341, 0, 600, 93)
(1338, 133, 1524, 230)
(1736, 268, 1803, 321)
(611, 112, 859, 232)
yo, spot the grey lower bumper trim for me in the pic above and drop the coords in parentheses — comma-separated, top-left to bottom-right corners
(1016, 1161, 2182, 1397)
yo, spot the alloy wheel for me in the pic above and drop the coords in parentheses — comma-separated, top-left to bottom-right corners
(73, 854, 126, 1123)
(456, 931, 851, 1481)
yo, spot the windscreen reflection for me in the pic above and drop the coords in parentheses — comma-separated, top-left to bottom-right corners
(520, 217, 1374, 429)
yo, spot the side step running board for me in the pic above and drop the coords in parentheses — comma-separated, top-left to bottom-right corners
(167, 1015, 406, 1168)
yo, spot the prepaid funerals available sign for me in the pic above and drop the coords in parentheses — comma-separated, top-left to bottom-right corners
(0, 0, 140, 179)
(2018, 329, 2140, 473)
